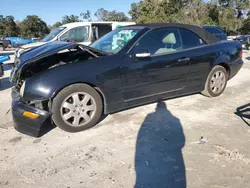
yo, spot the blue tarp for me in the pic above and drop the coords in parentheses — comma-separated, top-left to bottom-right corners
(0, 56, 10, 64)
(0, 52, 14, 56)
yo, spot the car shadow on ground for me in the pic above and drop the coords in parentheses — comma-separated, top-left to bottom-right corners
(134, 101, 186, 188)
(38, 114, 108, 137)
(235, 103, 250, 127)
(0, 77, 13, 91)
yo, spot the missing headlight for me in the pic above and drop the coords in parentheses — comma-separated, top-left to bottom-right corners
(20, 80, 26, 97)
(29, 99, 49, 111)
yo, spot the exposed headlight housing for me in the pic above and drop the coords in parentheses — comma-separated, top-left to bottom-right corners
(20, 81, 26, 97)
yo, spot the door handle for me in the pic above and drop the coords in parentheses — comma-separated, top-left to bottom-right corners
(178, 57, 190, 62)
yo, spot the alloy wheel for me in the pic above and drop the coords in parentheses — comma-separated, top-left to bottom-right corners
(60, 92, 96, 127)
(210, 71, 226, 94)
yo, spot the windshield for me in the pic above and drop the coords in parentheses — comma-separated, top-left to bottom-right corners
(59, 26, 89, 42)
(90, 28, 141, 54)
(41, 27, 66, 42)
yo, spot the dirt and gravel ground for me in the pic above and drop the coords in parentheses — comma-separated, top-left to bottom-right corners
(0, 51, 250, 188)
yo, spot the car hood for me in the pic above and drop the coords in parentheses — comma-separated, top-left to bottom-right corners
(10, 41, 108, 84)
(18, 41, 107, 68)
(19, 41, 46, 49)
(18, 41, 77, 68)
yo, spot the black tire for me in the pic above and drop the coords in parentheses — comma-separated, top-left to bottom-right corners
(0, 44, 4, 51)
(202, 65, 228, 97)
(52, 84, 103, 132)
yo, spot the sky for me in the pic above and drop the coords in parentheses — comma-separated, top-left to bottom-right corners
(0, 0, 138, 25)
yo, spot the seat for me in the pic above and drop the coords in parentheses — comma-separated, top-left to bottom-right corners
(155, 33, 177, 55)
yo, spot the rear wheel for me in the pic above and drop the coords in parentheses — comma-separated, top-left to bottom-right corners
(52, 84, 103, 132)
(202, 65, 228, 97)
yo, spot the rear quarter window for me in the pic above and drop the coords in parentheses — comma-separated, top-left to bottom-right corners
(179, 29, 205, 49)
(204, 27, 224, 34)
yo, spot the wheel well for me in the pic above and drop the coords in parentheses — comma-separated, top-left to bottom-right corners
(51, 82, 107, 113)
(218, 63, 230, 78)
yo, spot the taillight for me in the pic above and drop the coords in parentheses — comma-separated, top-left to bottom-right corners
(240, 50, 243, 58)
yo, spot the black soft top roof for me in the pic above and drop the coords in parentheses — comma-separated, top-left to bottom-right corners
(123, 23, 221, 44)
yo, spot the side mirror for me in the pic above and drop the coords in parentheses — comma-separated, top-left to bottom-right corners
(135, 52, 151, 58)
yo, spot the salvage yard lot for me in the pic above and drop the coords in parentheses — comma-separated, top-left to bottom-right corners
(0, 52, 250, 188)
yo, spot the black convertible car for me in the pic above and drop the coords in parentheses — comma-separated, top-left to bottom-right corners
(10, 23, 243, 137)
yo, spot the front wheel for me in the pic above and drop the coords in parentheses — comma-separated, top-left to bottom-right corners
(52, 84, 103, 132)
(202, 65, 228, 97)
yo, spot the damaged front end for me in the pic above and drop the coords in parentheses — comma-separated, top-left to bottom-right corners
(12, 90, 52, 137)
(10, 41, 105, 137)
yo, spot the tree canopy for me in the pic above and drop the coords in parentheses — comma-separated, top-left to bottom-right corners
(128, 0, 250, 35)
(51, 9, 129, 29)
(94, 8, 129, 21)
(18, 15, 49, 38)
(0, 15, 19, 37)
(0, 2, 249, 39)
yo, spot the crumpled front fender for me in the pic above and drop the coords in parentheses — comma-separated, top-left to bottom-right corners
(22, 65, 96, 102)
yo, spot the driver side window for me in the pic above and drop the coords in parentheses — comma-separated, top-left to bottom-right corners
(60, 26, 89, 42)
(134, 28, 181, 55)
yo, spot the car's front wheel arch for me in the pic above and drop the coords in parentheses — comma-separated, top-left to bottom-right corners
(51, 83, 104, 132)
(50, 82, 107, 113)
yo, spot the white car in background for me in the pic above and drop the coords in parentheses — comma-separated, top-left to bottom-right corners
(16, 21, 135, 57)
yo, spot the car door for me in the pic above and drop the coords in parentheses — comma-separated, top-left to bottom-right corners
(178, 28, 216, 91)
(121, 28, 191, 103)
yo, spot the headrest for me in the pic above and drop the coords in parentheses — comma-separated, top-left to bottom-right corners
(162, 33, 176, 44)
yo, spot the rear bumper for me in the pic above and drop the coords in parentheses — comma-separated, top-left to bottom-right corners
(12, 90, 51, 137)
(229, 58, 244, 79)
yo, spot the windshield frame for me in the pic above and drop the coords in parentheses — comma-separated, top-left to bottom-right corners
(90, 27, 143, 55)
(41, 27, 66, 42)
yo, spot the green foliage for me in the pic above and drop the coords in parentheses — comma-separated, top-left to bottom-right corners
(1, 3, 250, 39)
(94, 8, 129, 21)
(128, 0, 250, 35)
(51, 21, 63, 29)
(81, 10, 92, 21)
(61, 15, 81, 24)
(18, 15, 49, 38)
(0, 15, 19, 37)
(52, 8, 129, 29)
(129, 3, 140, 21)
(240, 17, 250, 34)
(51, 14, 81, 29)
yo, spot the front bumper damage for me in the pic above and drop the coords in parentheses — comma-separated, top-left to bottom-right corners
(11, 88, 51, 137)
